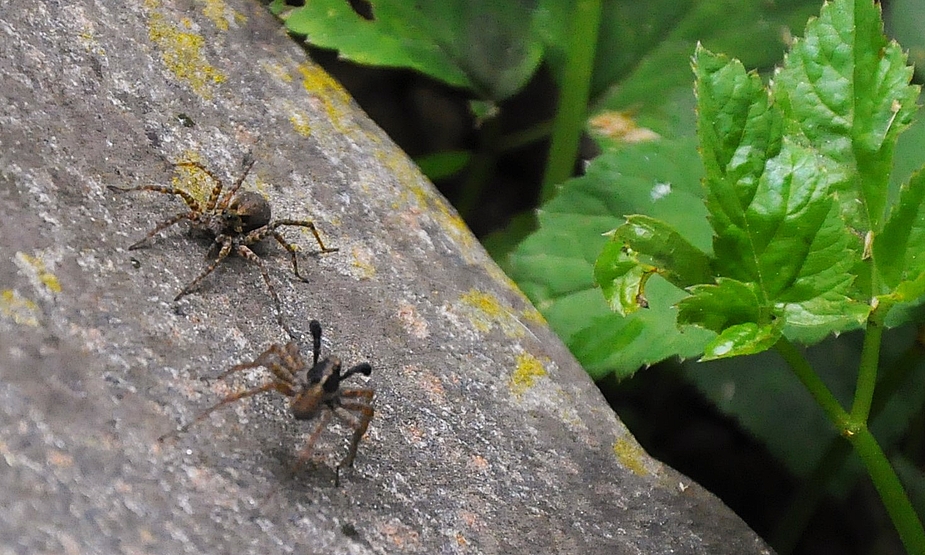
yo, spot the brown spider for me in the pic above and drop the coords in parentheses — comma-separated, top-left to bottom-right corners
(108, 158, 338, 339)
(162, 320, 375, 472)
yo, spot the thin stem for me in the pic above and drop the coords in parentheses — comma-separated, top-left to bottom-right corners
(775, 335, 925, 554)
(771, 329, 925, 553)
(455, 114, 503, 219)
(774, 338, 850, 428)
(849, 427, 925, 555)
(497, 120, 552, 152)
(540, 0, 602, 203)
(851, 302, 886, 422)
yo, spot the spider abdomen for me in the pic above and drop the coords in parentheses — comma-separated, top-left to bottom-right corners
(226, 191, 272, 234)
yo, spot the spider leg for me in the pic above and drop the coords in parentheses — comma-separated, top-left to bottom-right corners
(126, 212, 195, 250)
(108, 184, 201, 212)
(219, 344, 304, 385)
(235, 225, 310, 283)
(271, 219, 339, 254)
(174, 235, 233, 301)
(222, 157, 256, 207)
(174, 161, 228, 212)
(270, 231, 310, 282)
(292, 409, 334, 473)
(158, 380, 295, 441)
(236, 244, 297, 340)
(334, 390, 374, 468)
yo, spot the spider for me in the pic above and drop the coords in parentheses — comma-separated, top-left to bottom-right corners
(108, 158, 337, 339)
(162, 320, 375, 473)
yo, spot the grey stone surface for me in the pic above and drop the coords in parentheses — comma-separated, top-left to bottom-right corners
(0, 1, 771, 554)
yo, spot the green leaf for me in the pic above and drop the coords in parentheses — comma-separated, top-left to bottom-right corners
(568, 290, 715, 379)
(876, 170, 925, 293)
(593, 239, 651, 316)
(282, 0, 546, 101)
(701, 321, 782, 361)
(505, 135, 714, 376)
(694, 45, 782, 195)
(677, 279, 763, 332)
(780, 289, 868, 343)
(694, 46, 861, 310)
(593, 0, 820, 116)
(608, 215, 712, 289)
(702, 125, 862, 321)
(603, 45, 868, 353)
(774, 0, 920, 232)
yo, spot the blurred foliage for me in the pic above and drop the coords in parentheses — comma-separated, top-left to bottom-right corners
(272, 0, 547, 102)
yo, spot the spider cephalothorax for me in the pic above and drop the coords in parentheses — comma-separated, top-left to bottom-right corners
(162, 320, 375, 472)
(109, 159, 337, 338)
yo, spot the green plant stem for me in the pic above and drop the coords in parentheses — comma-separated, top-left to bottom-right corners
(852, 302, 886, 422)
(456, 114, 503, 218)
(540, 0, 601, 203)
(771, 331, 925, 554)
(850, 427, 925, 555)
(775, 337, 925, 554)
(498, 120, 552, 152)
(775, 338, 850, 427)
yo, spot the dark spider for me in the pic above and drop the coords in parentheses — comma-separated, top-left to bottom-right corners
(108, 159, 337, 339)
(161, 320, 375, 473)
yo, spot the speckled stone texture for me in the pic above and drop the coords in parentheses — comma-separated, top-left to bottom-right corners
(0, 2, 772, 554)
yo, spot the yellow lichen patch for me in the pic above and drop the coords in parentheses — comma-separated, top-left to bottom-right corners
(588, 111, 660, 143)
(260, 61, 293, 83)
(431, 194, 474, 252)
(457, 289, 527, 337)
(520, 305, 546, 326)
(146, 1, 225, 99)
(298, 62, 352, 107)
(297, 62, 352, 133)
(459, 289, 503, 333)
(15, 252, 61, 294)
(288, 110, 312, 137)
(350, 246, 377, 279)
(201, 0, 244, 31)
(171, 151, 214, 202)
(1, 290, 40, 327)
(379, 148, 479, 255)
(462, 289, 505, 319)
(396, 178, 476, 255)
(78, 30, 106, 56)
(509, 352, 547, 397)
(613, 437, 649, 476)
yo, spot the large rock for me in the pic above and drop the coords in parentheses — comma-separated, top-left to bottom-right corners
(0, 2, 771, 553)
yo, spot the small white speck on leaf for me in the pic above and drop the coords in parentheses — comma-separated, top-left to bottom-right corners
(650, 182, 671, 201)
